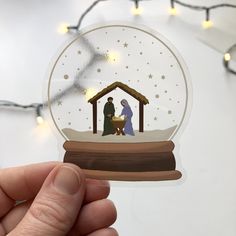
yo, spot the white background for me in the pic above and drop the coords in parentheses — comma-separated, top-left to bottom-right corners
(1, 0, 236, 235)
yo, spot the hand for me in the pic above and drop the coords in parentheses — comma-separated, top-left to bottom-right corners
(0, 162, 117, 236)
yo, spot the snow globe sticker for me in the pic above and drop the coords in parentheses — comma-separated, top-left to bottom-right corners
(48, 23, 191, 181)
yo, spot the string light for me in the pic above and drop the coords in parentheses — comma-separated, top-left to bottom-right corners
(223, 44, 236, 75)
(0, 101, 44, 125)
(67, 0, 108, 32)
(1, 1, 236, 126)
(168, 0, 236, 29)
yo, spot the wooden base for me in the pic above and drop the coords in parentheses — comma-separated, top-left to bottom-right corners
(83, 169, 182, 181)
(63, 140, 182, 181)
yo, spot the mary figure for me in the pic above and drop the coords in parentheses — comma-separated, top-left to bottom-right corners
(120, 99, 135, 136)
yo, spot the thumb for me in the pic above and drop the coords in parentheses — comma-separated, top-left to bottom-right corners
(10, 164, 85, 236)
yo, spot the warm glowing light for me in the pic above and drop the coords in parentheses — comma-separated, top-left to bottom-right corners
(36, 116, 44, 125)
(58, 23, 69, 34)
(202, 20, 213, 29)
(131, 6, 143, 15)
(85, 88, 97, 100)
(106, 51, 120, 63)
(224, 53, 231, 61)
(168, 7, 178, 15)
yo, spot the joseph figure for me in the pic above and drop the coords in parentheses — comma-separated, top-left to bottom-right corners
(102, 97, 115, 136)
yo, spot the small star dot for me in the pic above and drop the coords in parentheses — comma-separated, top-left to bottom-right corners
(98, 101, 101, 103)
(169, 98, 172, 101)
(154, 84, 157, 87)
(89, 126, 92, 129)
(139, 41, 142, 44)
(152, 42, 154, 44)
(57, 101, 62, 106)
(62, 63, 64, 66)
(170, 65, 173, 67)
(177, 101, 180, 103)
(165, 90, 168, 93)
(136, 69, 139, 71)
(117, 40, 120, 43)
(64, 74, 69, 80)
(154, 117, 158, 121)
(68, 112, 71, 114)
(134, 36, 136, 38)
(155, 94, 159, 98)
(58, 118, 60, 120)
(137, 80, 140, 82)
(115, 72, 118, 75)
(122, 28, 125, 31)
(126, 66, 129, 69)
(140, 52, 143, 55)
(68, 122, 71, 125)
(77, 68, 80, 71)
(96, 47, 100, 50)
(59, 89, 62, 92)
(168, 110, 172, 114)
(160, 52, 163, 54)
(64, 55, 67, 58)
(105, 32, 108, 34)
(148, 74, 153, 79)
(78, 51, 82, 54)
(128, 54, 131, 56)
(79, 108, 82, 111)
(97, 68, 101, 73)
(123, 42, 128, 48)
(176, 84, 179, 86)
(147, 62, 150, 65)
(161, 75, 165, 79)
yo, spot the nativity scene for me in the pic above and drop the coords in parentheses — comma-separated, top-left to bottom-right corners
(47, 23, 191, 181)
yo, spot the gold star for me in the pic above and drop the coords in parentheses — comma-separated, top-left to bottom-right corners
(148, 74, 153, 79)
(123, 42, 128, 48)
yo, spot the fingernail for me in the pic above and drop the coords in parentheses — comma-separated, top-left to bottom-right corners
(53, 166, 81, 195)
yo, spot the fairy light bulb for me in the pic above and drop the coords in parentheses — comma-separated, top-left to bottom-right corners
(106, 51, 120, 64)
(131, 6, 143, 15)
(36, 116, 44, 125)
(58, 23, 69, 34)
(168, 7, 178, 15)
(202, 20, 213, 29)
(224, 53, 231, 61)
(85, 88, 97, 101)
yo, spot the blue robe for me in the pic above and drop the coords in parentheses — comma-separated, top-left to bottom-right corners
(121, 106, 135, 136)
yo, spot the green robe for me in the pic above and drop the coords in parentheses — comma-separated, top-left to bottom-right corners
(102, 102, 115, 136)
